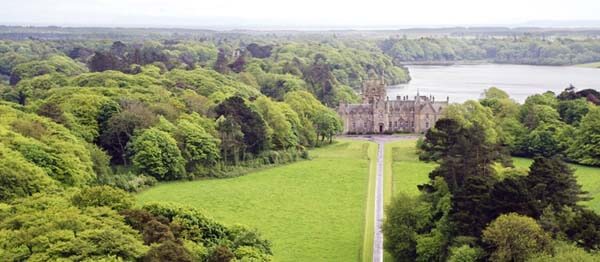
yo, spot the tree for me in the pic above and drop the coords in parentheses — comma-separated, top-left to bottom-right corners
(99, 101, 157, 165)
(482, 213, 552, 262)
(526, 156, 585, 216)
(215, 96, 269, 155)
(568, 107, 600, 166)
(253, 96, 298, 149)
(382, 194, 431, 261)
(130, 128, 186, 180)
(0, 144, 57, 201)
(557, 98, 590, 125)
(174, 114, 221, 175)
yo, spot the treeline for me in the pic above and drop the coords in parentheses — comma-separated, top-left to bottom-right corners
(479, 87, 600, 166)
(0, 38, 409, 106)
(379, 37, 600, 65)
(384, 88, 600, 261)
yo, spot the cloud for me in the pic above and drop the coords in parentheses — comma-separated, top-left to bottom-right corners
(1, 0, 599, 28)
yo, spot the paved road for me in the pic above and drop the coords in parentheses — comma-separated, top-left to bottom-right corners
(372, 140, 384, 262)
(342, 135, 419, 262)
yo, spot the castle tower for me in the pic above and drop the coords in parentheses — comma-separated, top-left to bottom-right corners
(362, 74, 386, 105)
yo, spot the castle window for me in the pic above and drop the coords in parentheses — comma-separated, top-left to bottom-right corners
(364, 122, 368, 128)
(394, 121, 397, 127)
(426, 113, 429, 119)
(426, 122, 429, 128)
(389, 121, 392, 128)
(352, 122, 356, 129)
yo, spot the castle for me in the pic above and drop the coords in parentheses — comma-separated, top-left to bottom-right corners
(337, 77, 449, 134)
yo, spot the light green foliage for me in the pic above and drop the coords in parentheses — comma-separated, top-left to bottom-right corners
(0, 105, 95, 188)
(444, 100, 498, 143)
(71, 186, 134, 211)
(71, 70, 162, 88)
(382, 193, 432, 261)
(45, 92, 117, 141)
(529, 241, 600, 261)
(130, 128, 186, 180)
(166, 68, 259, 98)
(267, 41, 409, 87)
(0, 143, 57, 201)
(482, 213, 552, 262)
(568, 107, 600, 166)
(0, 193, 148, 261)
(447, 245, 484, 262)
(284, 91, 341, 145)
(520, 92, 559, 129)
(138, 140, 374, 261)
(10, 55, 87, 82)
(253, 96, 298, 149)
(174, 114, 221, 174)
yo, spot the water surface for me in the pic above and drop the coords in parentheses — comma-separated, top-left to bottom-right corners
(387, 64, 600, 103)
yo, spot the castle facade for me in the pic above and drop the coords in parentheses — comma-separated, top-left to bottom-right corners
(337, 78, 449, 134)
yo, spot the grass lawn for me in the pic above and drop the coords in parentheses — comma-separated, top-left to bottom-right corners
(137, 139, 377, 262)
(576, 61, 600, 68)
(387, 140, 437, 197)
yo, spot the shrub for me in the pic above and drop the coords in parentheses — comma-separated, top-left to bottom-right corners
(483, 213, 553, 262)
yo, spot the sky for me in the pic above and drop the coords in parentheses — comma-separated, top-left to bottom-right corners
(1, 0, 600, 29)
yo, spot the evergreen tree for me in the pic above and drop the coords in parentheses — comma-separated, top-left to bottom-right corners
(526, 156, 586, 216)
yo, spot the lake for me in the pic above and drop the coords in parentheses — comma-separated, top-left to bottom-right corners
(387, 64, 600, 103)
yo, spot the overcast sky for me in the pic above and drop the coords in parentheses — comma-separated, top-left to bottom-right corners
(1, 0, 599, 29)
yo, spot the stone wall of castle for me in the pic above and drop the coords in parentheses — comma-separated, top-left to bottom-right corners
(337, 79, 448, 134)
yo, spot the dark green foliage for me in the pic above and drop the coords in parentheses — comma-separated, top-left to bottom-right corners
(526, 156, 585, 215)
(558, 98, 590, 125)
(380, 37, 600, 66)
(418, 118, 463, 162)
(99, 101, 157, 164)
(144, 240, 193, 262)
(208, 245, 235, 262)
(215, 96, 269, 155)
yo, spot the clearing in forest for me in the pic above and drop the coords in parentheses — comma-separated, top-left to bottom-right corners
(137, 139, 377, 262)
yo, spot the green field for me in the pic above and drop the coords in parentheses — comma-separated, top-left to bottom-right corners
(137, 139, 377, 262)
(386, 140, 437, 197)
(387, 139, 600, 213)
(576, 61, 600, 68)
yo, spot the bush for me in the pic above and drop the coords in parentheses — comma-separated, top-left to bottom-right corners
(483, 213, 553, 262)
(71, 185, 134, 211)
(447, 245, 484, 262)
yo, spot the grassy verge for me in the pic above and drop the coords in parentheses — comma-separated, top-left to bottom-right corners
(388, 140, 437, 196)
(361, 142, 378, 262)
(137, 139, 375, 262)
(576, 61, 600, 68)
